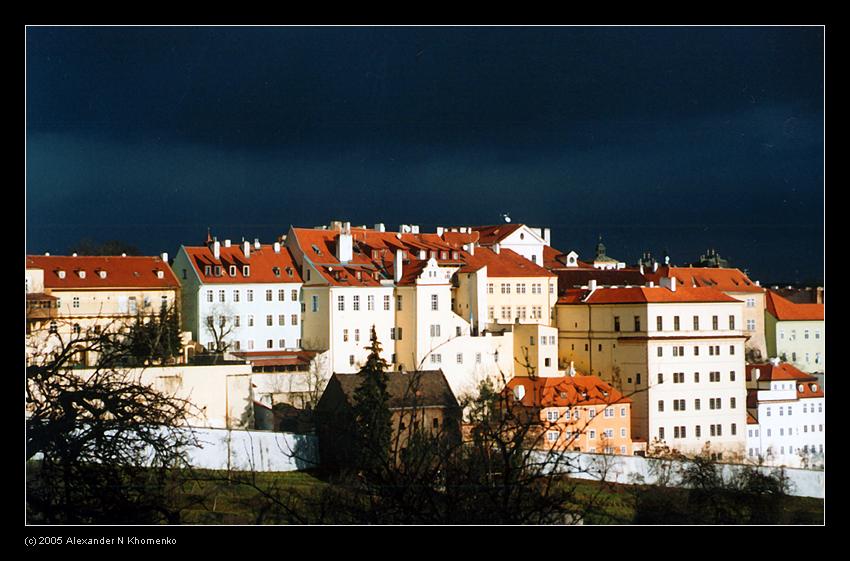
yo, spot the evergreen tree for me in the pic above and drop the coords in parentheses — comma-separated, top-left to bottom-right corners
(351, 326, 393, 475)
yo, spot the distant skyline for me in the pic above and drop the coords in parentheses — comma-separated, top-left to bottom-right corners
(26, 26, 824, 284)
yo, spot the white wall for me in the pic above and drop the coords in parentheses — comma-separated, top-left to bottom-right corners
(184, 428, 318, 472)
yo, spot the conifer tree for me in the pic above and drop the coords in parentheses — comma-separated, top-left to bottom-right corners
(351, 326, 393, 474)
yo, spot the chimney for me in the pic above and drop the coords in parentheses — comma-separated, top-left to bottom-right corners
(411, 225, 419, 234)
(72, 252, 78, 257)
(436, 226, 445, 237)
(273, 242, 281, 254)
(465, 242, 475, 256)
(493, 243, 500, 255)
(755, 280, 760, 287)
(569, 361, 576, 377)
(337, 227, 353, 264)
(588, 279, 597, 291)
(647, 281, 655, 288)
(254, 238, 261, 250)
(394, 249, 404, 283)
(161, 252, 168, 264)
(543, 227, 551, 246)
(44, 252, 50, 256)
(243, 240, 251, 258)
(770, 357, 780, 366)
(660, 276, 677, 292)
(639, 263, 644, 274)
(224, 239, 231, 248)
(213, 240, 221, 260)
(374, 223, 386, 232)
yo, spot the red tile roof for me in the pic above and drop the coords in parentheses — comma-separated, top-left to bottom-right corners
(471, 224, 524, 245)
(504, 375, 631, 408)
(458, 247, 555, 278)
(542, 245, 567, 268)
(441, 230, 480, 247)
(27, 255, 179, 290)
(765, 290, 824, 321)
(745, 362, 818, 383)
(645, 266, 765, 293)
(557, 285, 739, 305)
(746, 409, 759, 425)
(183, 244, 302, 284)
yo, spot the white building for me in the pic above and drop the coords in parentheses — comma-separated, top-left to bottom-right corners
(172, 236, 303, 354)
(555, 277, 748, 459)
(745, 361, 825, 469)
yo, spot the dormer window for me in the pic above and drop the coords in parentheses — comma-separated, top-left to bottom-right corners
(273, 267, 281, 277)
(440, 251, 447, 259)
(243, 265, 250, 277)
(311, 244, 322, 256)
(285, 267, 293, 277)
(77, 270, 86, 279)
(156, 270, 164, 279)
(57, 270, 66, 279)
(97, 270, 107, 279)
(204, 265, 212, 276)
(229, 265, 237, 277)
(214, 266, 222, 277)
(452, 251, 459, 260)
(372, 250, 380, 259)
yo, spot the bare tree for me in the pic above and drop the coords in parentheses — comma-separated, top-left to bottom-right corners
(26, 319, 200, 524)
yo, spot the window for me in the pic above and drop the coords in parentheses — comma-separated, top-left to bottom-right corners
(266, 315, 273, 326)
(312, 295, 319, 312)
(266, 339, 273, 349)
(712, 315, 718, 330)
(430, 324, 441, 337)
(248, 315, 254, 327)
(247, 340, 254, 350)
(430, 354, 442, 364)
(488, 306, 494, 320)
(517, 283, 525, 294)
(673, 316, 680, 331)
(457, 353, 463, 364)
(383, 294, 391, 310)
(291, 289, 298, 301)
(657, 373, 664, 384)
(634, 316, 641, 331)
(547, 431, 559, 442)
(694, 398, 701, 410)
(621, 406, 627, 417)
(694, 372, 700, 383)
(396, 295, 403, 311)
(656, 316, 663, 331)
(343, 329, 349, 342)
(517, 306, 526, 320)
(544, 357, 552, 367)
(279, 339, 286, 348)
(729, 345, 735, 355)
(487, 283, 494, 294)
(659, 427, 665, 440)
(243, 265, 250, 277)
(658, 400, 664, 412)
(693, 316, 700, 330)
(233, 340, 241, 351)
(730, 397, 736, 409)
(291, 314, 298, 326)
(588, 429, 596, 439)
(338, 295, 345, 311)
(266, 289, 273, 301)
(673, 399, 685, 411)
(746, 297, 755, 308)
(731, 423, 737, 436)
(353, 295, 360, 311)
(657, 347, 663, 357)
(206, 290, 214, 303)
(604, 428, 614, 438)
(355, 329, 360, 342)
(476, 353, 482, 364)
(501, 306, 511, 320)
(278, 314, 285, 326)
(673, 372, 684, 383)
(636, 373, 641, 385)
(614, 316, 621, 332)
(431, 294, 438, 311)
(349, 355, 355, 366)
(695, 425, 701, 438)
(205, 265, 211, 276)
(501, 283, 509, 294)
(233, 290, 240, 302)
(604, 408, 614, 418)
(367, 295, 374, 311)
(588, 409, 596, 419)
(729, 315, 735, 330)
(278, 289, 285, 301)
(730, 371, 736, 382)
(234, 315, 241, 327)
(694, 346, 700, 356)
(247, 290, 253, 302)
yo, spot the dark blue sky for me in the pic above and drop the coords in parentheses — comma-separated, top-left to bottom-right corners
(26, 26, 824, 284)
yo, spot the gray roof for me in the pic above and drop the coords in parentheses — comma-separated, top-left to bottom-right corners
(330, 369, 459, 410)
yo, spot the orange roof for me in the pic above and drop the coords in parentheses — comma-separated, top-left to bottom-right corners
(746, 410, 759, 425)
(441, 230, 480, 247)
(558, 285, 739, 305)
(183, 244, 302, 284)
(505, 374, 631, 408)
(746, 362, 818, 383)
(646, 266, 765, 293)
(471, 224, 524, 245)
(542, 245, 567, 269)
(458, 247, 555, 278)
(27, 255, 179, 290)
(765, 290, 824, 321)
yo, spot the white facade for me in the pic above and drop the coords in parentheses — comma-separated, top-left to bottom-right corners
(490, 225, 549, 266)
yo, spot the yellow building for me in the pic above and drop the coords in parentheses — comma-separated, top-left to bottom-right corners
(555, 278, 748, 459)
(26, 254, 180, 366)
(764, 290, 824, 374)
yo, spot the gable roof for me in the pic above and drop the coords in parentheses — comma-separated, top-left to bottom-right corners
(553, 269, 649, 293)
(557, 285, 740, 305)
(504, 374, 631, 408)
(458, 247, 555, 278)
(182, 244, 302, 284)
(746, 362, 818, 383)
(470, 223, 524, 245)
(646, 266, 765, 293)
(765, 289, 824, 321)
(26, 255, 179, 290)
(327, 370, 459, 410)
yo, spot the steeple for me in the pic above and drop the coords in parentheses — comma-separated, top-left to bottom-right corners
(595, 235, 607, 259)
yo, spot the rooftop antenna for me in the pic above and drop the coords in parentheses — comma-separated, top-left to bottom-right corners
(502, 213, 512, 223)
